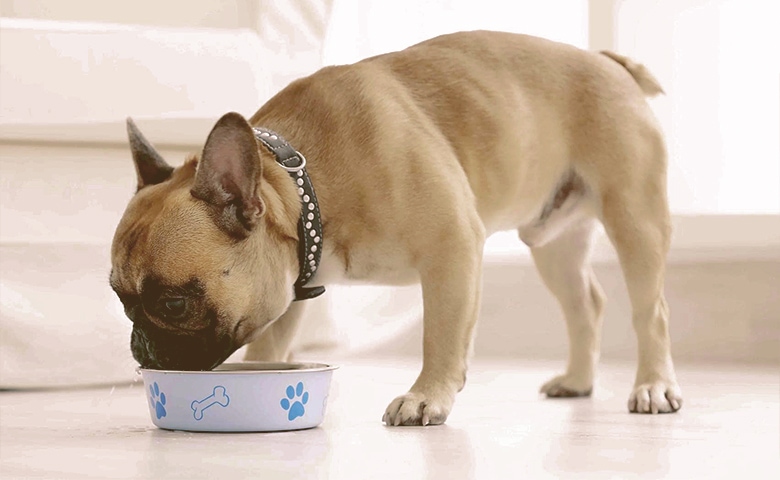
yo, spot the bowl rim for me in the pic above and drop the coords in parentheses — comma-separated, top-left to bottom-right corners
(138, 361, 338, 375)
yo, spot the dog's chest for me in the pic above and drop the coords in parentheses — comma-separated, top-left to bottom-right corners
(314, 245, 420, 287)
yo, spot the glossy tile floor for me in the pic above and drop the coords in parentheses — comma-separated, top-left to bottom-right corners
(1, 358, 778, 480)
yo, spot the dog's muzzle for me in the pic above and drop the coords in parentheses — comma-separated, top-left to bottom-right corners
(131, 323, 238, 371)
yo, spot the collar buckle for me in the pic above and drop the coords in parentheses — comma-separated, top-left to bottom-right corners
(278, 153, 307, 173)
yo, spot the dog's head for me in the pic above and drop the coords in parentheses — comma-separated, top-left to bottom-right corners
(110, 113, 298, 370)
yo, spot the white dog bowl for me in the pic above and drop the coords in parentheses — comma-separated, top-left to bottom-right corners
(138, 362, 337, 432)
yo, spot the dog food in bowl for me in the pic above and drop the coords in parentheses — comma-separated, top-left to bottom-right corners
(139, 362, 337, 432)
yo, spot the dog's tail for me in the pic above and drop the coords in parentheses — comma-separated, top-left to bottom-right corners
(600, 50, 664, 97)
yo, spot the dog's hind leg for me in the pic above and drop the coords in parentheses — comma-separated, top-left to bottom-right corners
(599, 182, 682, 413)
(596, 140, 683, 413)
(532, 218, 605, 397)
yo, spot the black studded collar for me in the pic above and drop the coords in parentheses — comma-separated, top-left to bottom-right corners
(253, 127, 325, 301)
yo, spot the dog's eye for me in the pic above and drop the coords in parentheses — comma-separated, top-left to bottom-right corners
(158, 297, 187, 319)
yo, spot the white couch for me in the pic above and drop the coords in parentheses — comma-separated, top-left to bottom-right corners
(0, 2, 336, 388)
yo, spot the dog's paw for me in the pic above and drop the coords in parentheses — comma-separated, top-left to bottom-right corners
(628, 381, 683, 414)
(382, 391, 451, 426)
(540, 373, 593, 398)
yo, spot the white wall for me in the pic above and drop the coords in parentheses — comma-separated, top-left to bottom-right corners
(0, 0, 261, 28)
(323, 0, 588, 65)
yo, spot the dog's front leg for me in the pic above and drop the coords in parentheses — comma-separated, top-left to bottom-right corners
(383, 229, 484, 426)
(244, 301, 305, 363)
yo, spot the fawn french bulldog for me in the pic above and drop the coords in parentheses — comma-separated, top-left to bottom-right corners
(110, 31, 682, 425)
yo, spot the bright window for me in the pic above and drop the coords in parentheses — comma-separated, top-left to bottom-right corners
(320, 0, 779, 261)
(618, 0, 780, 214)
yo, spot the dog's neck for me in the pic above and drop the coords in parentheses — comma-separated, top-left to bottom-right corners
(253, 127, 326, 301)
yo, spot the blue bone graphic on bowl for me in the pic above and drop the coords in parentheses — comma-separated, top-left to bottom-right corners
(190, 386, 230, 421)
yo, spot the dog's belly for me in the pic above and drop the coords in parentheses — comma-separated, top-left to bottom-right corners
(470, 161, 586, 240)
(516, 171, 593, 248)
(315, 170, 593, 286)
(453, 103, 579, 238)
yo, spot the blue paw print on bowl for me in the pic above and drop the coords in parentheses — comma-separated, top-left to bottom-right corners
(149, 382, 167, 419)
(280, 382, 309, 421)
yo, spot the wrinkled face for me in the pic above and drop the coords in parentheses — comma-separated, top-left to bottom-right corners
(110, 114, 296, 370)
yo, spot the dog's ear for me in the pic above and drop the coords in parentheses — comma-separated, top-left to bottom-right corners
(190, 112, 265, 238)
(126, 118, 174, 191)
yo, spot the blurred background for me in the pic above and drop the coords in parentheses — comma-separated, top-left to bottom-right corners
(1, 0, 777, 389)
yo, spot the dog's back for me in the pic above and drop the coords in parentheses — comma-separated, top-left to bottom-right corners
(253, 31, 664, 238)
